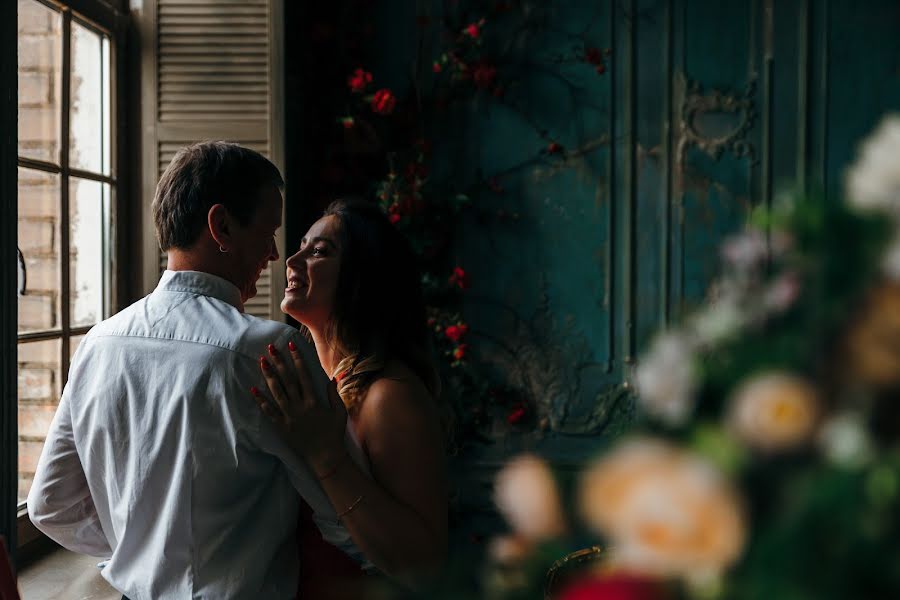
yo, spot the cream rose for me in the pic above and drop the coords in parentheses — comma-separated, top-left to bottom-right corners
(494, 454, 567, 541)
(727, 372, 820, 452)
(487, 535, 532, 565)
(578, 438, 746, 581)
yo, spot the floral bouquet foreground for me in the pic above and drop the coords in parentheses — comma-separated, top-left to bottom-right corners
(477, 115, 900, 600)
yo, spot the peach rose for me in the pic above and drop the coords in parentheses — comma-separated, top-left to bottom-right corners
(843, 283, 900, 386)
(487, 535, 532, 565)
(727, 372, 820, 452)
(579, 438, 745, 581)
(494, 454, 566, 541)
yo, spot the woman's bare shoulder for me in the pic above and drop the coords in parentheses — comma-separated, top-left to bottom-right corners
(356, 360, 439, 442)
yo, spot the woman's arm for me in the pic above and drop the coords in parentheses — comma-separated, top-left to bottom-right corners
(309, 377, 447, 584)
(254, 345, 447, 587)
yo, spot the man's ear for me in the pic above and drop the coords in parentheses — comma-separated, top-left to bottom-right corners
(208, 204, 232, 251)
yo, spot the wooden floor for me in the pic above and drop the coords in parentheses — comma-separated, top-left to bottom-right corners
(18, 548, 119, 600)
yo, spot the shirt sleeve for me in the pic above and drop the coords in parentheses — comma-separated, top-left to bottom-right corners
(27, 388, 112, 558)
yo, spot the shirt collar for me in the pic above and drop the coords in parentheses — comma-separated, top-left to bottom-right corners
(156, 270, 244, 312)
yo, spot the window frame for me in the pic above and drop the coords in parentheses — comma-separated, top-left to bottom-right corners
(10, 0, 128, 564)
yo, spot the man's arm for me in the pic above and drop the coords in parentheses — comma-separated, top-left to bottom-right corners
(27, 390, 111, 557)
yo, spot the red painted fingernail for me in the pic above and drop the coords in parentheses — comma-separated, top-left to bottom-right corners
(250, 386, 259, 395)
(267, 343, 277, 356)
(288, 341, 297, 352)
(260, 357, 269, 369)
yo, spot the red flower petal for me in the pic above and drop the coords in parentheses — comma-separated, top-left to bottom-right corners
(507, 406, 527, 425)
(558, 574, 666, 600)
(371, 88, 397, 115)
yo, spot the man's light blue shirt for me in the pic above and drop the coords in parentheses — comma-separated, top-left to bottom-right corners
(28, 270, 361, 599)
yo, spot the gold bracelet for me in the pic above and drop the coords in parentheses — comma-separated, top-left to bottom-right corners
(337, 494, 365, 519)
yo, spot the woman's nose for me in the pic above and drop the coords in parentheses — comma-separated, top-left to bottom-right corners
(285, 248, 303, 268)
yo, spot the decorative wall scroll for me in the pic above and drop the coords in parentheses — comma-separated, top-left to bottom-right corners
(676, 74, 758, 167)
(475, 277, 631, 436)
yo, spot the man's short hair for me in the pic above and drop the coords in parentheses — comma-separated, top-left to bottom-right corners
(152, 141, 284, 251)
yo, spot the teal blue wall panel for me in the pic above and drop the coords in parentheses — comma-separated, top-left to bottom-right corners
(366, 0, 900, 516)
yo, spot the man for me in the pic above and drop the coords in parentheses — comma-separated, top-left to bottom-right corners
(28, 142, 360, 599)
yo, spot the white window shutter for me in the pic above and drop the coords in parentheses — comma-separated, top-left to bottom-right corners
(140, 0, 286, 320)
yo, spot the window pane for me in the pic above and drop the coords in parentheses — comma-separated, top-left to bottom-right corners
(17, 0, 62, 164)
(18, 167, 61, 334)
(70, 178, 107, 327)
(70, 334, 86, 360)
(70, 21, 110, 174)
(18, 338, 62, 504)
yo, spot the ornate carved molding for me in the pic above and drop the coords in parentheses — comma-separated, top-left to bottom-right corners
(676, 74, 758, 167)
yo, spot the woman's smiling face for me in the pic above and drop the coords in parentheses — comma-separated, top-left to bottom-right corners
(281, 215, 342, 327)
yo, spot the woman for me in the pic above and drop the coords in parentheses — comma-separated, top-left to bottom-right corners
(251, 199, 447, 595)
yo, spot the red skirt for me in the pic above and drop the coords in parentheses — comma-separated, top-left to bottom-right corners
(295, 501, 374, 600)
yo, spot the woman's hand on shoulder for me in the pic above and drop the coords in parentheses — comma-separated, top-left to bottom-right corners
(251, 341, 347, 471)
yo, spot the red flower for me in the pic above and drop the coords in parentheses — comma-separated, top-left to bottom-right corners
(389, 213, 401, 225)
(464, 22, 481, 38)
(445, 323, 469, 342)
(585, 47, 603, 65)
(472, 63, 497, 89)
(433, 61, 443, 73)
(340, 116, 355, 129)
(347, 68, 373, 93)
(371, 89, 397, 115)
(595, 63, 607, 75)
(507, 403, 526, 425)
(453, 344, 468, 360)
(558, 574, 666, 600)
(449, 266, 470, 290)
(547, 141, 563, 154)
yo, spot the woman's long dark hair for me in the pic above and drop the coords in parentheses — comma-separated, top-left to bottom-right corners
(311, 198, 440, 411)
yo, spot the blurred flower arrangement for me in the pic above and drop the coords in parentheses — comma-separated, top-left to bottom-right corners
(471, 116, 900, 600)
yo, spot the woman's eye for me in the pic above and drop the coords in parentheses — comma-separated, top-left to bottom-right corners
(312, 246, 327, 257)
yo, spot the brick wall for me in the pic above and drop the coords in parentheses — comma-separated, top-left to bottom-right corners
(17, 1, 62, 503)
(17, 340, 61, 501)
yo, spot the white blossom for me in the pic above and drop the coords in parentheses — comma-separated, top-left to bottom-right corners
(634, 331, 697, 426)
(720, 229, 768, 275)
(762, 271, 802, 313)
(691, 296, 746, 346)
(818, 412, 874, 468)
(846, 114, 900, 215)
